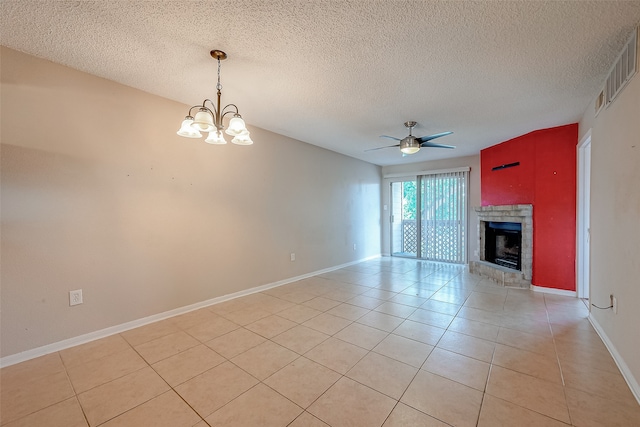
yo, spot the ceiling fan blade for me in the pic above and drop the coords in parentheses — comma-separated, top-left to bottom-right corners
(365, 144, 400, 152)
(380, 135, 402, 141)
(416, 131, 453, 143)
(419, 141, 456, 149)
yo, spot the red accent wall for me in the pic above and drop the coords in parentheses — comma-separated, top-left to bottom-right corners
(481, 124, 578, 291)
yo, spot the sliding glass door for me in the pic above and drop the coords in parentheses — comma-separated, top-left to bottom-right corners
(390, 170, 468, 263)
(391, 180, 419, 257)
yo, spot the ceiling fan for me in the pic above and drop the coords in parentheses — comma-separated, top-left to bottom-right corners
(367, 121, 454, 155)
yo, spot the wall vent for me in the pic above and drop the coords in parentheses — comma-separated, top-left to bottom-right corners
(606, 27, 638, 106)
(595, 87, 605, 116)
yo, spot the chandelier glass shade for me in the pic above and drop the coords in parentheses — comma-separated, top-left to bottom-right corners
(177, 50, 253, 146)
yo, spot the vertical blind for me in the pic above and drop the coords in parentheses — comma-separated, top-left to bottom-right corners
(420, 170, 467, 263)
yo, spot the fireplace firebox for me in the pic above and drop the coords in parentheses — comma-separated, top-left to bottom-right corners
(470, 204, 532, 288)
(484, 222, 522, 271)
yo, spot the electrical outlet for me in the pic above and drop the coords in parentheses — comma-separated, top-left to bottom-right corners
(612, 295, 618, 314)
(69, 289, 83, 306)
(290, 253, 295, 262)
(353, 244, 357, 251)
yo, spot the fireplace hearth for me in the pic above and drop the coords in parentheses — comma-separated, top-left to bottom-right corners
(469, 205, 532, 288)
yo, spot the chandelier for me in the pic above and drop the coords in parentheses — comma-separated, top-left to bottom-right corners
(177, 50, 253, 145)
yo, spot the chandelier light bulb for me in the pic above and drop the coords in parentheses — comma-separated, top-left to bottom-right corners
(205, 130, 227, 145)
(225, 116, 247, 136)
(191, 109, 215, 132)
(176, 117, 202, 138)
(231, 130, 253, 145)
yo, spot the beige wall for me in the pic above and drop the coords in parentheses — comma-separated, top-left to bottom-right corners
(380, 155, 481, 262)
(0, 47, 382, 358)
(580, 70, 640, 386)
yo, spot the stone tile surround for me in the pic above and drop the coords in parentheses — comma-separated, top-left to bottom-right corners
(469, 204, 533, 288)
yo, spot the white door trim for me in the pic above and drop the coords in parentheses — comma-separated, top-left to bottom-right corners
(577, 130, 592, 300)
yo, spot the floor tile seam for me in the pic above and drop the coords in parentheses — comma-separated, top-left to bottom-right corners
(274, 332, 332, 357)
(273, 310, 325, 326)
(198, 382, 274, 422)
(491, 342, 562, 367)
(0, 394, 84, 427)
(562, 382, 640, 408)
(352, 348, 421, 375)
(342, 367, 409, 402)
(244, 316, 299, 338)
(485, 361, 571, 424)
(419, 359, 491, 394)
(434, 341, 496, 364)
(491, 339, 559, 362)
(453, 313, 503, 328)
(226, 350, 301, 383)
(79, 375, 172, 427)
(2, 358, 72, 396)
(59, 337, 137, 371)
(482, 394, 574, 427)
(557, 357, 627, 380)
(397, 377, 475, 426)
(331, 330, 391, 352)
(553, 336, 613, 356)
(127, 337, 213, 384)
(261, 366, 344, 411)
(378, 400, 403, 427)
(368, 346, 431, 369)
(61, 341, 150, 397)
(486, 362, 571, 403)
(93, 389, 204, 427)
(68, 359, 154, 398)
(546, 305, 571, 393)
(495, 323, 556, 340)
(386, 328, 443, 348)
(295, 352, 357, 380)
(371, 307, 418, 319)
(135, 336, 204, 365)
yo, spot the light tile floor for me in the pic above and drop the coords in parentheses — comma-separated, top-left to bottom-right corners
(2, 258, 639, 426)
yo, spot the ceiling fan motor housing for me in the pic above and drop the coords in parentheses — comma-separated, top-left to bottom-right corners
(400, 136, 421, 154)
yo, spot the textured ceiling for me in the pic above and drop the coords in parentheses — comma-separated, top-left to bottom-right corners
(2, 1, 639, 166)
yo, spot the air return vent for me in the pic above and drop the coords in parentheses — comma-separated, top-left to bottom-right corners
(606, 27, 638, 106)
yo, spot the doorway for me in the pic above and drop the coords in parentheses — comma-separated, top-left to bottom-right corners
(577, 132, 591, 300)
(390, 179, 419, 257)
(390, 170, 468, 263)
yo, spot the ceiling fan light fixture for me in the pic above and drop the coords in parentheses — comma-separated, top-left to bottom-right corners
(401, 146, 420, 155)
(400, 137, 420, 155)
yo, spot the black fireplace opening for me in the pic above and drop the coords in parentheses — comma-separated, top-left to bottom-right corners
(485, 222, 522, 271)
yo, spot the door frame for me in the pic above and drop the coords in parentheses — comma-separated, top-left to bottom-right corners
(389, 177, 419, 258)
(577, 130, 592, 300)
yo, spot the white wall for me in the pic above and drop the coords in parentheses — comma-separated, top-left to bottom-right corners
(380, 155, 481, 261)
(0, 47, 382, 358)
(580, 67, 640, 392)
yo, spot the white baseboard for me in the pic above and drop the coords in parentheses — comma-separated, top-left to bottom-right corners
(588, 314, 640, 405)
(0, 254, 380, 368)
(530, 284, 577, 297)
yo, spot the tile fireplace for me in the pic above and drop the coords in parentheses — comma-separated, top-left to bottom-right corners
(469, 204, 533, 288)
